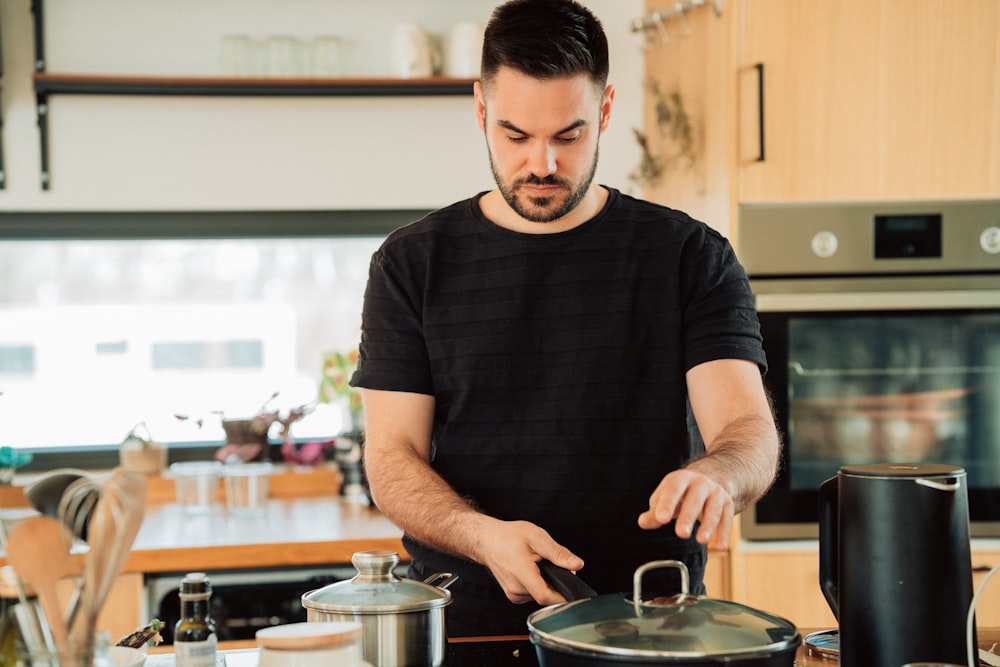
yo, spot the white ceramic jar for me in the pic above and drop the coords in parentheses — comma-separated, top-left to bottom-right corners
(257, 622, 371, 667)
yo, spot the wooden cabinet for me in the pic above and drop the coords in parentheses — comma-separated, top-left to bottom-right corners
(704, 549, 730, 599)
(736, 0, 881, 201)
(55, 572, 144, 642)
(641, 0, 1000, 234)
(731, 544, 836, 629)
(739, 0, 1000, 202)
(973, 549, 1000, 626)
(731, 543, 1000, 629)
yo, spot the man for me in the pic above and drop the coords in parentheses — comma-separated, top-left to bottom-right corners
(351, 0, 781, 637)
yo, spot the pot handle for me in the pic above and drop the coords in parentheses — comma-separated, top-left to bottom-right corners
(630, 560, 690, 617)
(538, 560, 598, 601)
(421, 572, 459, 591)
(818, 475, 840, 621)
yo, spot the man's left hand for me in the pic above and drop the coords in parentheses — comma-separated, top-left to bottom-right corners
(637, 467, 734, 550)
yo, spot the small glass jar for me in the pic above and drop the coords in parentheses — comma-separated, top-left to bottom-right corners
(257, 622, 371, 667)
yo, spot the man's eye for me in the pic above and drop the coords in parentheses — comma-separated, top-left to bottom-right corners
(506, 135, 528, 143)
(557, 134, 581, 144)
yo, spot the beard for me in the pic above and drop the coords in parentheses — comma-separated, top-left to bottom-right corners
(488, 145, 600, 223)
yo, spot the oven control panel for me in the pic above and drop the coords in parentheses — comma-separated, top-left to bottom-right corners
(739, 200, 1000, 276)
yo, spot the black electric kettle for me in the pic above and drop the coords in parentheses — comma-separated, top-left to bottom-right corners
(819, 463, 975, 667)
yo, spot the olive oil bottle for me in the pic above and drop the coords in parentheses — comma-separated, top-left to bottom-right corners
(174, 572, 217, 667)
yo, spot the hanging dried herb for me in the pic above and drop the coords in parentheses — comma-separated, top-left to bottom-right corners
(630, 80, 697, 187)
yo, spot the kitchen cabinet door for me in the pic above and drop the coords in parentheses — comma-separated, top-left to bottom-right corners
(734, 546, 1000, 630)
(876, 0, 1000, 198)
(738, 0, 882, 201)
(704, 549, 730, 599)
(972, 549, 1000, 626)
(56, 572, 143, 642)
(739, 0, 1000, 201)
(732, 547, 837, 630)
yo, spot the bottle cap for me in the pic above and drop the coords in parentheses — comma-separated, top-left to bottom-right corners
(179, 572, 211, 598)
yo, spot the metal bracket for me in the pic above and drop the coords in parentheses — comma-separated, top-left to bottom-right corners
(36, 91, 49, 190)
(32, 0, 48, 189)
(0, 2, 7, 189)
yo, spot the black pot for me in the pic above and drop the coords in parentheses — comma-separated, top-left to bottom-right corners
(528, 561, 800, 667)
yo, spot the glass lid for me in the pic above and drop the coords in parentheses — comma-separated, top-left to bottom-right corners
(301, 551, 454, 614)
(527, 561, 800, 659)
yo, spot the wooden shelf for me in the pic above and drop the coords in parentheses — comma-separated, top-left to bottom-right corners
(29, 72, 476, 189)
(33, 73, 477, 97)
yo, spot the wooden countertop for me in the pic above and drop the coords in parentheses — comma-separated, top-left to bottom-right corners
(125, 496, 405, 572)
(0, 465, 406, 572)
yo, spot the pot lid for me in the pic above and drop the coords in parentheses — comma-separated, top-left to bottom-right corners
(301, 551, 454, 614)
(527, 560, 800, 661)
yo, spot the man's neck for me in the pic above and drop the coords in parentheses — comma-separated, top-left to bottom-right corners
(479, 185, 608, 234)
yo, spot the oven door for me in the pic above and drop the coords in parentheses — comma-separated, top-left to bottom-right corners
(744, 275, 1000, 539)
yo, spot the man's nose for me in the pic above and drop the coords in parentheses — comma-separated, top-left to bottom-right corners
(527, 141, 557, 176)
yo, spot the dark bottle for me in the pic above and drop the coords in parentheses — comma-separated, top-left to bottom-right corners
(174, 572, 217, 667)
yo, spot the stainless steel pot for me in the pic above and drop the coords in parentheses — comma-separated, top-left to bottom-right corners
(301, 550, 456, 667)
(528, 560, 800, 667)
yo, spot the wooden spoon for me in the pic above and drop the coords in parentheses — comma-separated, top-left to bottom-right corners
(6, 515, 76, 651)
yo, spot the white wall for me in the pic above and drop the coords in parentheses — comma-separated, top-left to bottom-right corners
(0, 0, 645, 212)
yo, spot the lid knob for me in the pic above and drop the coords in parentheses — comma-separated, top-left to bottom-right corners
(351, 551, 401, 583)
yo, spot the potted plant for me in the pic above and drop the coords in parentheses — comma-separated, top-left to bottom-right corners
(0, 446, 32, 484)
(318, 350, 364, 433)
(118, 422, 168, 475)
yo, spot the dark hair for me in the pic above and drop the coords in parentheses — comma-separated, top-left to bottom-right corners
(481, 0, 609, 91)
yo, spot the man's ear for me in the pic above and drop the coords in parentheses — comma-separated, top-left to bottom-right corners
(474, 81, 487, 131)
(600, 84, 615, 133)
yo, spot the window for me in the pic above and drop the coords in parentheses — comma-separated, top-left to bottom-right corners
(0, 210, 417, 469)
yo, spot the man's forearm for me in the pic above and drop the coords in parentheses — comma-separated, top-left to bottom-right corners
(685, 412, 781, 513)
(365, 444, 495, 563)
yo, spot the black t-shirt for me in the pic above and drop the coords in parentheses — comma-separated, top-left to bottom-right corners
(351, 188, 766, 635)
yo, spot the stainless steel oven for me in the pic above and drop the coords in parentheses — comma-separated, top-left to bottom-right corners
(738, 200, 1000, 539)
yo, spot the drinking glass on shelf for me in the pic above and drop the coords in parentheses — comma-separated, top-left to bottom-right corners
(221, 34, 253, 77)
(312, 36, 344, 78)
(268, 35, 307, 77)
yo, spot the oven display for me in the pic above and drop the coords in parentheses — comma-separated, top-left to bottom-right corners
(874, 213, 942, 259)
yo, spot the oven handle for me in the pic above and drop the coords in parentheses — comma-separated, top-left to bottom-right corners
(756, 289, 1000, 312)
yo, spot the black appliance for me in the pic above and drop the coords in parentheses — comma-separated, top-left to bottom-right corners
(819, 463, 974, 666)
(147, 565, 361, 644)
(738, 200, 1000, 539)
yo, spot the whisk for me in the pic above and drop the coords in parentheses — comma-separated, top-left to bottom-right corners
(57, 475, 103, 542)
(70, 468, 147, 656)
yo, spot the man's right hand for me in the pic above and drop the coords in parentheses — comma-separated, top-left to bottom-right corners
(361, 390, 584, 607)
(476, 518, 585, 606)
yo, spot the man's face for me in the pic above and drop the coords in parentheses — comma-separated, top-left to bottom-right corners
(476, 68, 613, 224)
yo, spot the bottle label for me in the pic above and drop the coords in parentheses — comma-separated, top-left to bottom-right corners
(175, 636, 217, 667)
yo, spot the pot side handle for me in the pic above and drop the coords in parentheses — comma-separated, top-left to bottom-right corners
(421, 572, 459, 590)
(538, 560, 598, 601)
(818, 475, 840, 621)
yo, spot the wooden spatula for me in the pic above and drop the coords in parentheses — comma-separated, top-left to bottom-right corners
(6, 515, 76, 651)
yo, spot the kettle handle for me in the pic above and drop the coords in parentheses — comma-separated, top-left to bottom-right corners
(818, 475, 840, 621)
